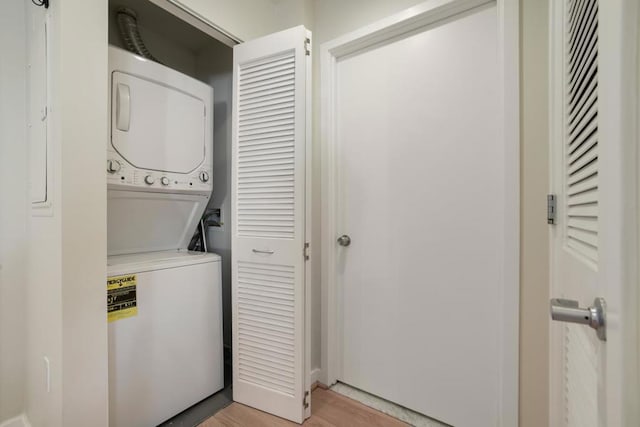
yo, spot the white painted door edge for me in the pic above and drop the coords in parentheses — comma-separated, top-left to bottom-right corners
(319, 0, 520, 425)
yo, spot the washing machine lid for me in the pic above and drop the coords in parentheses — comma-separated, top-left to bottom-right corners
(110, 71, 206, 174)
(107, 190, 209, 256)
(107, 250, 220, 276)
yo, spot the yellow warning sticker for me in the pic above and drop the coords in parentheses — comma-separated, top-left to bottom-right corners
(107, 274, 138, 322)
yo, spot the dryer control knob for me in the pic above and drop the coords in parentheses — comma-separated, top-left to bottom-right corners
(199, 171, 210, 183)
(160, 177, 170, 186)
(144, 175, 155, 185)
(107, 159, 121, 174)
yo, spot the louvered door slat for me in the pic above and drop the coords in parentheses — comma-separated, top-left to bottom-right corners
(568, 126, 596, 158)
(232, 25, 310, 424)
(568, 22, 597, 89)
(568, 160, 597, 186)
(567, 76, 596, 125)
(567, 203, 598, 217)
(241, 113, 295, 127)
(564, 0, 599, 264)
(567, 2, 596, 72)
(567, 146, 597, 176)
(241, 68, 297, 86)
(239, 181, 294, 189)
(567, 175, 597, 196)
(239, 97, 295, 113)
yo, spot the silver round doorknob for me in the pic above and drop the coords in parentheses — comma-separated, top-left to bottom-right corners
(337, 235, 351, 247)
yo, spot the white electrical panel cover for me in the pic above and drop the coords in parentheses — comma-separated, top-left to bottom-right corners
(28, 7, 49, 206)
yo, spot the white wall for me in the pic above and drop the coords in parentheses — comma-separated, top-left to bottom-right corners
(23, 2, 63, 424)
(24, 1, 109, 426)
(0, 1, 28, 423)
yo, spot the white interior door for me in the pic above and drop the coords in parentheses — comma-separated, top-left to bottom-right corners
(549, 1, 639, 426)
(231, 25, 311, 424)
(331, 4, 513, 427)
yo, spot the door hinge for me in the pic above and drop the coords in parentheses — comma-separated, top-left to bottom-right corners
(304, 37, 311, 56)
(547, 194, 557, 225)
(303, 390, 309, 409)
(304, 242, 310, 261)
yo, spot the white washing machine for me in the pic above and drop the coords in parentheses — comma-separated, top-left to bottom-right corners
(107, 251, 223, 427)
(106, 46, 222, 426)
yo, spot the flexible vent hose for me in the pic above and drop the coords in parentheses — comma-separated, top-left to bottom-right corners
(116, 7, 160, 63)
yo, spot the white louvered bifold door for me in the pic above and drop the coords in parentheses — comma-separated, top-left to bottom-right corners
(231, 25, 311, 424)
(549, 1, 612, 426)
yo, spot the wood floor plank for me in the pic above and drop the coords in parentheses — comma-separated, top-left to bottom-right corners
(198, 416, 226, 427)
(214, 404, 297, 427)
(198, 388, 408, 427)
(311, 388, 408, 427)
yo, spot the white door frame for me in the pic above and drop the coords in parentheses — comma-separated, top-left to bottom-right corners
(597, 2, 639, 424)
(320, 0, 520, 424)
(548, 0, 640, 425)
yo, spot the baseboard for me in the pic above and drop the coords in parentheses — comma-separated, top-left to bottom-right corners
(0, 414, 31, 427)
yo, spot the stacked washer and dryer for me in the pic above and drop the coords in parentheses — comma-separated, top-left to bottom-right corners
(106, 46, 224, 426)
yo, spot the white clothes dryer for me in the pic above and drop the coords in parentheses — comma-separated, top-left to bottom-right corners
(106, 46, 214, 256)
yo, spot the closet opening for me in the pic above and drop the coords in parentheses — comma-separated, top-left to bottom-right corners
(107, 1, 235, 425)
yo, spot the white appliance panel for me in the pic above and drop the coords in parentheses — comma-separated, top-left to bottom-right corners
(108, 252, 223, 427)
(111, 71, 205, 174)
(107, 46, 213, 195)
(107, 190, 208, 255)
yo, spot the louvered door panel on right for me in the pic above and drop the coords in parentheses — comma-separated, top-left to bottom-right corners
(550, 1, 603, 426)
(231, 25, 310, 424)
(550, 0, 638, 424)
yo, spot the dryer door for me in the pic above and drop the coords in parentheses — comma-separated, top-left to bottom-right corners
(111, 71, 206, 174)
(107, 190, 208, 255)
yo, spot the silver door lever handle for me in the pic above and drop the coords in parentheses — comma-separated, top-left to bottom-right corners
(550, 297, 606, 341)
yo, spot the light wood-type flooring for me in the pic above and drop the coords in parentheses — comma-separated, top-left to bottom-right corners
(198, 387, 408, 427)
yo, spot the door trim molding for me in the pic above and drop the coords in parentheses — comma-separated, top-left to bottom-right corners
(599, 2, 640, 424)
(320, 0, 520, 425)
